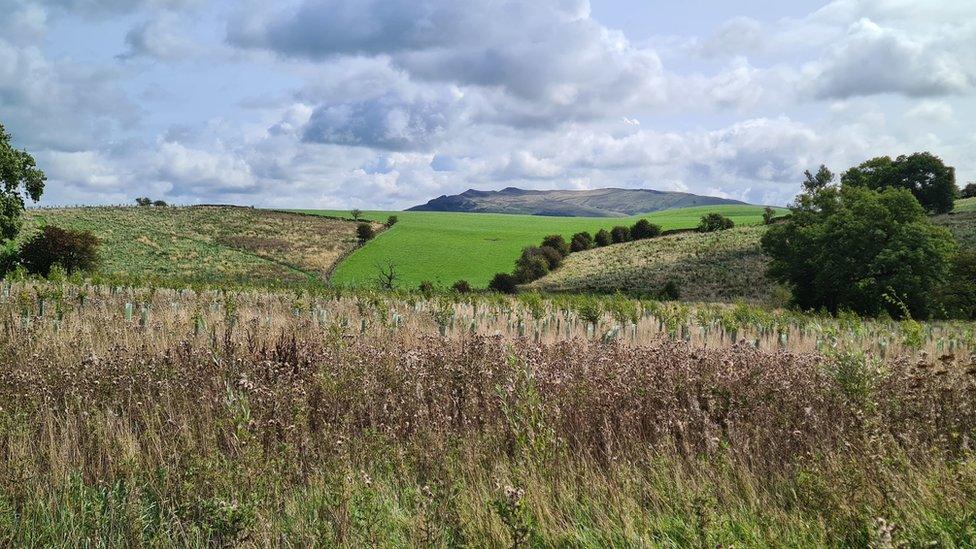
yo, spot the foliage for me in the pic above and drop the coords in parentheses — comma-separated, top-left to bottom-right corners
(630, 218, 662, 240)
(0, 123, 45, 243)
(594, 228, 612, 247)
(570, 231, 593, 252)
(418, 280, 435, 296)
(350, 208, 363, 220)
(386, 215, 398, 227)
(960, 182, 976, 199)
(610, 225, 631, 243)
(841, 152, 957, 214)
(153, 200, 168, 207)
(659, 280, 681, 300)
(514, 250, 550, 283)
(934, 249, 976, 320)
(357, 223, 375, 242)
(698, 213, 735, 232)
(136, 197, 152, 206)
(489, 272, 518, 294)
(763, 207, 776, 225)
(762, 184, 956, 318)
(19, 225, 100, 276)
(540, 234, 570, 257)
(451, 279, 471, 293)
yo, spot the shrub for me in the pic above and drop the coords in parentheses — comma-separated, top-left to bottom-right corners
(659, 280, 681, 301)
(489, 272, 518, 294)
(594, 229, 612, 247)
(514, 253, 550, 283)
(610, 226, 630, 244)
(19, 225, 100, 276)
(153, 200, 168, 207)
(570, 232, 593, 252)
(698, 213, 735, 232)
(350, 208, 363, 221)
(356, 223, 375, 242)
(540, 234, 570, 257)
(763, 207, 776, 225)
(630, 219, 661, 240)
(386, 215, 398, 227)
(0, 241, 18, 277)
(960, 182, 976, 199)
(451, 280, 472, 294)
(537, 246, 563, 270)
(935, 250, 976, 319)
(418, 280, 435, 296)
(135, 197, 151, 206)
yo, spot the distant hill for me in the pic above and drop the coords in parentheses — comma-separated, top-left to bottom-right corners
(407, 187, 748, 217)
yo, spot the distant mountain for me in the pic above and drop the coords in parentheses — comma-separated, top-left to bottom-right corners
(407, 187, 748, 217)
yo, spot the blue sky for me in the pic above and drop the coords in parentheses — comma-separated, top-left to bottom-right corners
(2, 0, 974, 209)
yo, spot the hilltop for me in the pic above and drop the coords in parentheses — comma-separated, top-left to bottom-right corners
(22, 206, 372, 287)
(408, 187, 748, 217)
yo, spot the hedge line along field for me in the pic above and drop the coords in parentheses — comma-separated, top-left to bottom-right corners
(299, 205, 780, 288)
(1, 280, 974, 545)
(22, 206, 374, 288)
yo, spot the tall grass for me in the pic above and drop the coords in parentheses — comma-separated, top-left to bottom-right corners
(0, 281, 974, 545)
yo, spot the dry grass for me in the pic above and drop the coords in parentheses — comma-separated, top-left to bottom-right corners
(0, 280, 974, 545)
(23, 206, 377, 287)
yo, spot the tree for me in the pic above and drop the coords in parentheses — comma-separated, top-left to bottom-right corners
(960, 182, 976, 199)
(698, 213, 735, 232)
(763, 207, 776, 225)
(570, 231, 593, 252)
(374, 260, 399, 290)
(489, 272, 518, 294)
(386, 215, 398, 227)
(20, 225, 100, 276)
(761, 185, 956, 318)
(842, 152, 957, 214)
(630, 219, 661, 240)
(357, 223, 375, 242)
(594, 229, 612, 247)
(935, 250, 976, 320)
(135, 197, 152, 207)
(540, 234, 570, 257)
(0, 123, 45, 243)
(610, 225, 631, 243)
(153, 200, 168, 207)
(514, 248, 550, 283)
(351, 208, 363, 221)
(451, 280, 472, 294)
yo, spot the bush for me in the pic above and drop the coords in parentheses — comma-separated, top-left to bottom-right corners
(960, 182, 976, 199)
(570, 232, 593, 252)
(418, 280, 435, 296)
(356, 223, 375, 242)
(0, 241, 18, 277)
(19, 225, 100, 276)
(610, 226, 630, 244)
(514, 250, 550, 283)
(386, 215, 398, 227)
(594, 229, 612, 247)
(659, 280, 681, 301)
(763, 207, 776, 225)
(135, 197, 151, 207)
(540, 234, 570, 257)
(630, 219, 661, 240)
(488, 273, 518, 294)
(451, 280, 472, 293)
(935, 250, 976, 319)
(698, 213, 735, 232)
(153, 200, 168, 207)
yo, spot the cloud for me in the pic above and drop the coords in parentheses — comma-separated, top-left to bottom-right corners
(119, 14, 198, 61)
(807, 18, 975, 99)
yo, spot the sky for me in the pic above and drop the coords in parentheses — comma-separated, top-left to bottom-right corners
(1, 0, 974, 209)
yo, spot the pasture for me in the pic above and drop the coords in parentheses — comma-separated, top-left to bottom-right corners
(299, 205, 779, 288)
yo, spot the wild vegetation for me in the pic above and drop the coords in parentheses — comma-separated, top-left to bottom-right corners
(0, 279, 974, 545)
(21, 206, 373, 288)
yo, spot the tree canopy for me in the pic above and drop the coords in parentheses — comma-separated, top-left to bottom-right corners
(0, 123, 45, 242)
(841, 152, 957, 214)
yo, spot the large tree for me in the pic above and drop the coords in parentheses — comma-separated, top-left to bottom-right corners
(762, 183, 956, 318)
(841, 152, 957, 214)
(0, 123, 45, 242)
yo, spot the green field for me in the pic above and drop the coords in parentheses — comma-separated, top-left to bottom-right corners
(299, 205, 780, 288)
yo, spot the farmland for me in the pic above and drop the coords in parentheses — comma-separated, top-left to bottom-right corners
(300, 205, 779, 288)
(0, 280, 974, 545)
(21, 206, 372, 288)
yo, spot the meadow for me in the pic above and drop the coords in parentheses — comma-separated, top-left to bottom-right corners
(0, 279, 973, 546)
(300, 205, 780, 289)
(22, 206, 371, 288)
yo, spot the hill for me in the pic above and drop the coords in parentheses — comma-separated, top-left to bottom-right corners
(23, 206, 371, 287)
(529, 198, 976, 301)
(527, 225, 774, 302)
(408, 187, 748, 217)
(299, 205, 778, 288)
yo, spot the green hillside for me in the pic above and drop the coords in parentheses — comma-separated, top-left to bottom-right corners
(23, 206, 369, 287)
(299, 205, 779, 288)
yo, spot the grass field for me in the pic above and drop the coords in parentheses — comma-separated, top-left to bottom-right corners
(300, 205, 780, 289)
(23, 206, 370, 287)
(529, 225, 774, 302)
